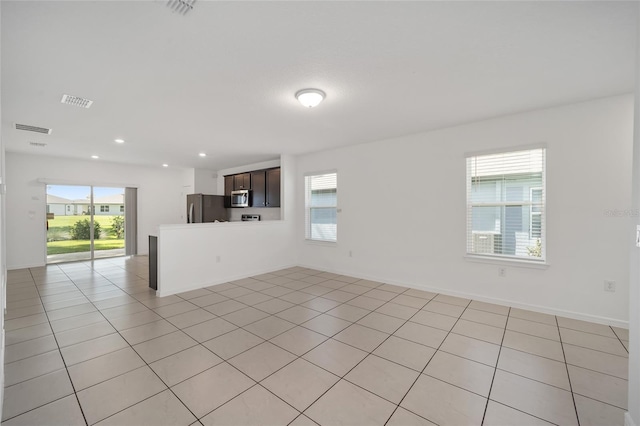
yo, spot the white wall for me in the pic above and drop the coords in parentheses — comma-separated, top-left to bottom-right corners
(194, 168, 218, 195)
(296, 95, 633, 326)
(158, 221, 295, 296)
(626, 6, 640, 424)
(157, 155, 296, 296)
(5, 153, 193, 269)
(0, 2, 6, 413)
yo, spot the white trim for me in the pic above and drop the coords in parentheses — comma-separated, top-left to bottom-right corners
(304, 172, 338, 243)
(464, 255, 550, 269)
(296, 263, 627, 328)
(7, 262, 46, 270)
(464, 142, 547, 159)
(0, 330, 4, 422)
(626, 413, 637, 426)
(303, 168, 338, 177)
(37, 178, 139, 188)
(529, 187, 543, 239)
(304, 239, 337, 247)
(466, 147, 546, 263)
(157, 263, 297, 297)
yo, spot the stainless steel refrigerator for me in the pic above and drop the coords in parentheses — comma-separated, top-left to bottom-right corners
(186, 194, 228, 223)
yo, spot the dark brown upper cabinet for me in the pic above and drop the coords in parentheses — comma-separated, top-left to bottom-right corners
(224, 175, 234, 208)
(233, 173, 251, 190)
(225, 167, 280, 208)
(250, 168, 280, 208)
(265, 168, 280, 207)
(250, 170, 267, 207)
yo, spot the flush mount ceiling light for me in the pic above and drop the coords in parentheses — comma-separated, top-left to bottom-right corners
(91, 155, 99, 159)
(199, 153, 207, 157)
(162, 164, 169, 167)
(114, 139, 125, 144)
(296, 89, 325, 108)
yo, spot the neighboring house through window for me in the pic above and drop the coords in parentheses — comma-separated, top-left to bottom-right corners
(530, 188, 542, 239)
(305, 172, 337, 242)
(466, 147, 546, 261)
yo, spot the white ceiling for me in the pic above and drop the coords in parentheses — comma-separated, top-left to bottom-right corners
(1, 1, 636, 171)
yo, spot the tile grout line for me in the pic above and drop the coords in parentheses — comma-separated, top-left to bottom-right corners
(7, 262, 626, 425)
(609, 324, 630, 355)
(56, 261, 207, 425)
(199, 278, 433, 424)
(285, 296, 434, 424)
(479, 306, 510, 426)
(11, 259, 191, 425)
(384, 297, 474, 426)
(8, 268, 477, 425)
(2, 266, 91, 425)
(557, 315, 581, 426)
(67, 262, 327, 423)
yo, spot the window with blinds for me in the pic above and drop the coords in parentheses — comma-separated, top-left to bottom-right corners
(305, 172, 337, 242)
(466, 147, 546, 262)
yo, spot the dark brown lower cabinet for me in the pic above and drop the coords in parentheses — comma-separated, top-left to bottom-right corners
(149, 235, 157, 290)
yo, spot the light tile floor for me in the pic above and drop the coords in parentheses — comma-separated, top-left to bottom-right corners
(2, 256, 630, 425)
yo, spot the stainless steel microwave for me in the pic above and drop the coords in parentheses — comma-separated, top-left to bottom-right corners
(231, 190, 250, 207)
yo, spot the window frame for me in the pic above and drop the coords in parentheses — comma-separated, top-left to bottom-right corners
(304, 171, 338, 243)
(100, 205, 109, 213)
(466, 147, 546, 263)
(529, 187, 543, 239)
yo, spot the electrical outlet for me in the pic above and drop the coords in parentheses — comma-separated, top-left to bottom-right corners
(498, 267, 506, 277)
(216, 255, 221, 263)
(604, 280, 616, 292)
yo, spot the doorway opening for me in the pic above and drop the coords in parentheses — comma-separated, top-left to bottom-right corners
(46, 185, 126, 263)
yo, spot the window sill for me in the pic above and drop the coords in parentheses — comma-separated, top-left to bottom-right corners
(464, 255, 549, 270)
(305, 239, 337, 247)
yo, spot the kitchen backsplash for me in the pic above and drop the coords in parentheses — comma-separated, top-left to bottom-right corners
(228, 207, 281, 221)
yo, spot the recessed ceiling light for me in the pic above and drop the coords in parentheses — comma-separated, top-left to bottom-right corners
(296, 89, 325, 108)
(199, 153, 207, 157)
(114, 139, 125, 144)
(162, 164, 169, 167)
(91, 155, 99, 159)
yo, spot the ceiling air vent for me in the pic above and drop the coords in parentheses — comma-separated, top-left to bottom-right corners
(29, 142, 47, 148)
(15, 123, 52, 135)
(61, 94, 93, 109)
(166, 0, 196, 15)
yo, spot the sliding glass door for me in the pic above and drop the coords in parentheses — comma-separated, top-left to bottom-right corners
(46, 185, 126, 263)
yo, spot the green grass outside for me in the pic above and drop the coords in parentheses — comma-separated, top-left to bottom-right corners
(47, 239, 125, 255)
(47, 215, 124, 255)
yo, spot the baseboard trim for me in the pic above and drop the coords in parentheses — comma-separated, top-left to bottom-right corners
(7, 262, 45, 270)
(0, 329, 5, 422)
(157, 264, 298, 297)
(297, 263, 629, 329)
(626, 413, 637, 426)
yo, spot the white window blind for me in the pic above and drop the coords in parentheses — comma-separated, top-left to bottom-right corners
(466, 148, 546, 262)
(305, 172, 337, 242)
